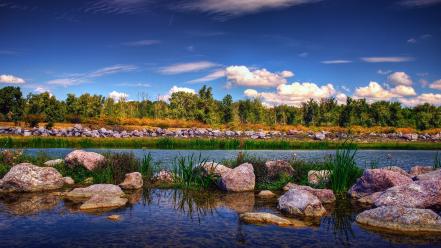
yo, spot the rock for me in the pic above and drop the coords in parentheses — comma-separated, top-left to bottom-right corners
(199, 162, 232, 177)
(409, 165, 434, 177)
(348, 169, 413, 198)
(43, 159, 64, 167)
(152, 170, 174, 184)
(357, 192, 382, 205)
(0, 163, 64, 193)
(79, 194, 127, 211)
(240, 212, 307, 227)
(307, 170, 331, 185)
(283, 183, 335, 203)
(219, 163, 255, 192)
(356, 206, 441, 233)
(264, 160, 294, 181)
(277, 189, 327, 217)
(107, 215, 122, 221)
(119, 172, 143, 190)
(314, 132, 326, 141)
(65, 150, 105, 171)
(382, 166, 410, 177)
(374, 179, 441, 209)
(65, 184, 124, 201)
(63, 177, 75, 185)
(257, 190, 276, 198)
(415, 169, 441, 181)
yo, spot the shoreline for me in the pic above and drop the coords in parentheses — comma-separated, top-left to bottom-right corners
(1, 136, 441, 150)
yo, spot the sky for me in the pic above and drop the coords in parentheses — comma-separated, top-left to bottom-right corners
(0, 0, 441, 106)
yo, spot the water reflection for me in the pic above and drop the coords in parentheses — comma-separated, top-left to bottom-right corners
(0, 193, 61, 215)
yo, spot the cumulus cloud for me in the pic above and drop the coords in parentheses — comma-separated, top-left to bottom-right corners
(354, 81, 416, 102)
(226, 66, 294, 88)
(399, 93, 441, 106)
(388, 72, 413, 86)
(34, 87, 52, 96)
(361, 57, 414, 63)
(122, 39, 160, 47)
(188, 69, 226, 83)
(109, 91, 129, 102)
(159, 61, 218, 74)
(158, 85, 196, 101)
(179, 0, 322, 17)
(390, 85, 417, 96)
(0, 74, 26, 84)
(320, 60, 352, 64)
(429, 79, 441, 90)
(244, 82, 337, 106)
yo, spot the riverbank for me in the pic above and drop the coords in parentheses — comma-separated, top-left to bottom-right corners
(1, 136, 441, 150)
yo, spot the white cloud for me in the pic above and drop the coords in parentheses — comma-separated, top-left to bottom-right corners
(390, 85, 417, 96)
(48, 64, 137, 87)
(109, 91, 129, 102)
(115, 83, 151, 87)
(399, 93, 441, 106)
(321, 60, 352, 64)
(0, 74, 25, 84)
(84, 0, 151, 15)
(158, 85, 196, 101)
(226, 66, 294, 88)
(159, 61, 218, 74)
(429, 79, 441, 90)
(336, 93, 347, 105)
(354, 81, 417, 102)
(298, 52, 309, 58)
(388, 72, 413, 86)
(407, 38, 417, 43)
(361, 57, 414, 63)
(179, 0, 322, 17)
(244, 82, 337, 106)
(399, 0, 441, 7)
(377, 69, 392, 75)
(188, 69, 226, 83)
(122, 40, 160, 47)
(34, 87, 52, 96)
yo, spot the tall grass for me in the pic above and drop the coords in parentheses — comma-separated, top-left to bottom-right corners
(433, 152, 441, 169)
(171, 154, 215, 189)
(328, 145, 363, 194)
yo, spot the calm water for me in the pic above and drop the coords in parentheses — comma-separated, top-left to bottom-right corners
(0, 189, 440, 248)
(24, 148, 440, 170)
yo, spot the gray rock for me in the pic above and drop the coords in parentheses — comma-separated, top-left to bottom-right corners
(277, 189, 327, 217)
(219, 163, 255, 192)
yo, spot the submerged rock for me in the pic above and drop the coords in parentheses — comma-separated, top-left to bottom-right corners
(374, 179, 441, 209)
(219, 163, 255, 192)
(119, 172, 143, 190)
(264, 160, 294, 181)
(79, 194, 127, 211)
(223, 192, 255, 213)
(0, 163, 64, 193)
(409, 166, 434, 177)
(65, 150, 105, 171)
(348, 169, 412, 198)
(107, 215, 122, 221)
(44, 159, 64, 167)
(240, 212, 307, 227)
(283, 183, 335, 204)
(65, 184, 124, 201)
(277, 189, 326, 217)
(356, 206, 441, 233)
(257, 190, 276, 198)
(199, 162, 232, 177)
(307, 170, 331, 186)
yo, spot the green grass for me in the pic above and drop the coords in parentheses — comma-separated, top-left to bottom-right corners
(328, 145, 363, 194)
(433, 152, 441, 169)
(1, 136, 441, 150)
(171, 154, 216, 189)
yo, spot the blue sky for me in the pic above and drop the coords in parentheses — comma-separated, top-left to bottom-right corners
(0, 0, 441, 106)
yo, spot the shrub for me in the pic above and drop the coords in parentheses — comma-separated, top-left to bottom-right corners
(24, 114, 44, 128)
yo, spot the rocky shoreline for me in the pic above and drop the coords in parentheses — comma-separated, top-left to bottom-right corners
(1, 124, 440, 141)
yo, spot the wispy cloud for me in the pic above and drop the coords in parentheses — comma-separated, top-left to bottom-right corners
(399, 0, 441, 7)
(159, 61, 219, 75)
(377, 69, 392, 75)
(0, 50, 19, 55)
(48, 64, 138, 87)
(188, 69, 226, 83)
(122, 39, 160, 47)
(321, 60, 352, 64)
(84, 0, 152, 15)
(115, 82, 151, 87)
(0, 74, 26, 84)
(178, 0, 322, 19)
(361, 56, 414, 63)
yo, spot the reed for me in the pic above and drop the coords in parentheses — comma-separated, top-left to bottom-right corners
(171, 154, 215, 189)
(328, 145, 363, 194)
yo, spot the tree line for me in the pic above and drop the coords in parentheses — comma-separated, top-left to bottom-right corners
(1, 86, 440, 130)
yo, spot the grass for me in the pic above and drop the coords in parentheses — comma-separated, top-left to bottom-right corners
(171, 154, 216, 189)
(433, 152, 441, 169)
(1, 136, 441, 150)
(328, 145, 363, 194)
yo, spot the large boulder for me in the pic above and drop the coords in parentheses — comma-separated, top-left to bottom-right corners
(199, 162, 232, 177)
(79, 194, 128, 211)
(409, 165, 434, 177)
(307, 170, 331, 186)
(415, 169, 441, 181)
(0, 163, 64, 193)
(348, 169, 412, 198)
(119, 172, 143, 190)
(283, 183, 335, 203)
(374, 179, 441, 209)
(264, 160, 294, 181)
(240, 212, 307, 227)
(356, 206, 441, 233)
(65, 184, 124, 201)
(382, 166, 410, 177)
(277, 189, 327, 217)
(64, 150, 105, 171)
(219, 163, 255, 192)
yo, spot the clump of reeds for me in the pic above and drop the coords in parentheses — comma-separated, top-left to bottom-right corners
(328, 144, 363, 194)
(171, 154, 215, 189)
